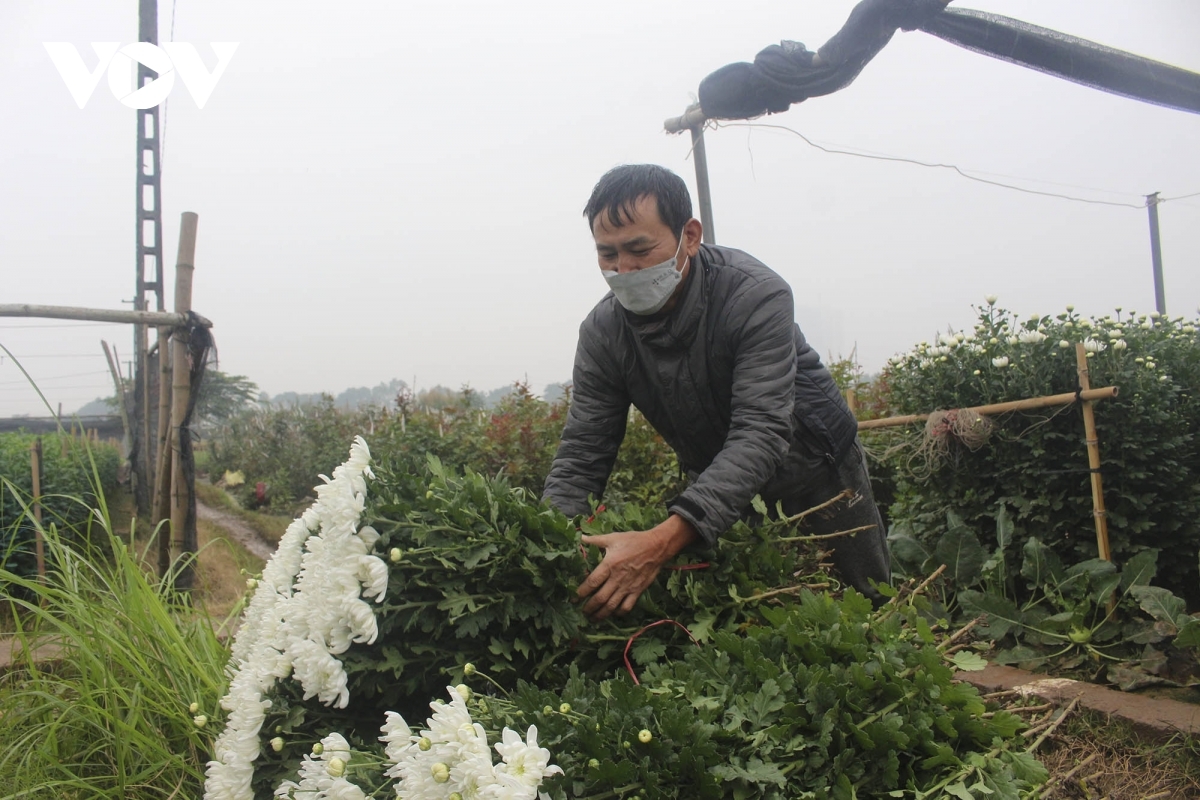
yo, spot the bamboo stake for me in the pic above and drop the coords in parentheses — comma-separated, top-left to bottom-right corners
(101, 341, 132, 460)
(153, 329, 174, 575)
(30, 438, 45, 579)
(857, 386, 1117, 430)
(0, 304, 198, 327)
(1075, 344, 1112, 563)
(169, 212, 198, 590)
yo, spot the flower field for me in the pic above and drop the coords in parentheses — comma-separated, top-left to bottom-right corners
(2, 300, 1197, 799)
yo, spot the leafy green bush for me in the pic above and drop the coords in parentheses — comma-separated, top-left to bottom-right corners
(224, 445, 1044, 800)
(209, 383, 684, 512)
(876, 302, 1200, 604)
(0, 432, 120, 577)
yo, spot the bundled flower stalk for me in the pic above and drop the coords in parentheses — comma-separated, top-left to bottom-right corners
(206, 437, 388, 800)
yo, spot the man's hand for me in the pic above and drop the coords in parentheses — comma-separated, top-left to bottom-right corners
(577, 515, 698, 621)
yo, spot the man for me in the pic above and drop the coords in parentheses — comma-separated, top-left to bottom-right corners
(542, 164, 890, 620)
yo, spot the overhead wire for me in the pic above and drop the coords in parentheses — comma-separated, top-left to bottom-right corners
(716, 120, 1197, 210)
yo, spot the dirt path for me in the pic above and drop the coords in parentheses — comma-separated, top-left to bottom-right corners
(197, 500, 276, 562)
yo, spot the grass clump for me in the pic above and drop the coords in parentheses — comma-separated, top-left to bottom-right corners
(0, 505, 229, 799)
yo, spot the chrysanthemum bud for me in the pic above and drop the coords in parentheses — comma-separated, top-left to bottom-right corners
(270, 737, 284, 753)
(463, 662, 476, 676)
(188, 701, 200, 714)
(588, 758, 600, 769)
(431, 762, 450, 783)
(559, 703, 571, 714)
(327, 757, 346, 778)
(245, 578, 258, 590)
(985, 295, 998, 305)
(193, 714, 207, 728)
(418, 737, 432, 751)
(389, 547, 403, 563)
(543, 705, 554, 715)
(313, 743, 324, 755)
(638, 729, 653, 743)
(455, 684, 471, 702)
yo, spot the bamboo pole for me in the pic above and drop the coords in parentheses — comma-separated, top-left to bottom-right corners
(153, 328, 174, 576)
(30, 438, 45, 579)
(169, 212, 198, 589)
(857, 386, 1117, 431)
(1075, 344, 1112, 563)
(101, 340, 132, 460)
(0, 304, 202, 327)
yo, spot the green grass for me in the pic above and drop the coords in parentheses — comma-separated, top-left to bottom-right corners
(0, 500, 229, 799)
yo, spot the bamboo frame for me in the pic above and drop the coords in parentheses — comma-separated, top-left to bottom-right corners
(1075, 344, 1112, 563)
(153, 325, 173, 575)
(0, 304, 203, 327)
(169, 212, 198, 590)
(856, 386, 1117, 430)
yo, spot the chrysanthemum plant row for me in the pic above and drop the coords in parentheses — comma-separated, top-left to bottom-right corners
(205, 438, 1048, 800)
(880, 300, 1200, 602)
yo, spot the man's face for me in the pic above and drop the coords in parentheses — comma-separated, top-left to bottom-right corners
(592, 195, 700, 276)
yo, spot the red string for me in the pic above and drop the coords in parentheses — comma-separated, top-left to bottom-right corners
(665, 562, 710, 571)
(623, 619, 700, 686)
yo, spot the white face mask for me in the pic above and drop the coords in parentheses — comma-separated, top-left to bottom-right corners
(601, 235, 688, 316)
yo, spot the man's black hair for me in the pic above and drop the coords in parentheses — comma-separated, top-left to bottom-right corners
(583, 164, 693, 237)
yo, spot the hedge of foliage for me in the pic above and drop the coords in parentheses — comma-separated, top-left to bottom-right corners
(874, 301, 1200, 604)
(0, 432, 120, 577)
(208, 384, 684, 513)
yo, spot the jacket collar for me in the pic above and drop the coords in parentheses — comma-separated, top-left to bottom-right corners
(624, 245, 710, 350)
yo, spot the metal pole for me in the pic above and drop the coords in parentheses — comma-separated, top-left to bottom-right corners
(1146, 192, 1166, 316)
(690, 126, 716, 244)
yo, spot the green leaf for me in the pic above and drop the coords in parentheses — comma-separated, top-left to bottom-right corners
(888, 530, 932, 576)
(959, 590, 1022, 640)
(935, 517, 986, 587)
(1131, 585, 1186, 627)
(1119, 549, 1158, 591)
(995, 504, 1013, 552)
(945, 781, 976, 800)
(951, 651, 988, 672)
(1020, 538, 1063, 588)
(751, 495, 768, 517)
(1174, 619, 1200, 649)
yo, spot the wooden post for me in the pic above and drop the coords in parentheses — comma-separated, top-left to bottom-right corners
(1075, 343, 1112, 563)
(30, 438, 45, 579)
(153, 329, 174, 576)
(846, 387, 858, 416)
(169, 212, 198, 589)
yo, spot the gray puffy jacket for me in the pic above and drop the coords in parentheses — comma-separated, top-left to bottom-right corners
(542, 244, 859, 545)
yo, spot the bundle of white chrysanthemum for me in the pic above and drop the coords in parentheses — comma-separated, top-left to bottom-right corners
(381, 687, 561, 800)
(205, 437, 385, 800)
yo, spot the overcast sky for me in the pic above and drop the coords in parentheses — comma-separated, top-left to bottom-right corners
(2, 0, 1199, 417)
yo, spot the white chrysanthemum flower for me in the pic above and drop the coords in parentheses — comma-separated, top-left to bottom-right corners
(493, 726, 562, 790)
(992, 356, 1009, 368)
(1017, 330, 1046, 344)
(1082, 338, 1106, 353)
(273, 733, 364, 800)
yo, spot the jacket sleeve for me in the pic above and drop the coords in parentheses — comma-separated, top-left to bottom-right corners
(667, 276, 796, 545)
(542, 317, 630, 517)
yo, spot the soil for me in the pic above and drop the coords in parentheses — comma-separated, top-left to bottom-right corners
(196, 500, 276, 562)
